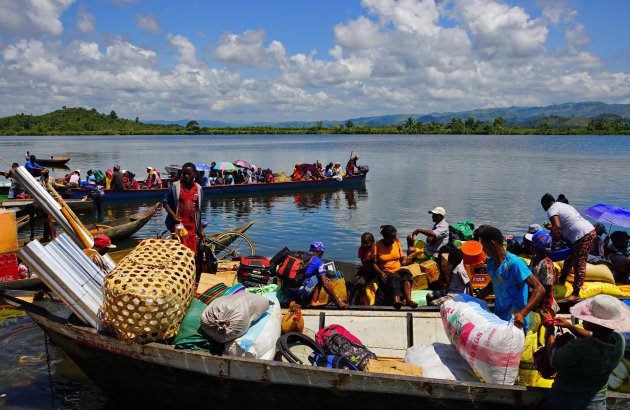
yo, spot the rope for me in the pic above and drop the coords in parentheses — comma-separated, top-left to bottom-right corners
(0, 154, 11, 167)
(43, 332, 55, 408)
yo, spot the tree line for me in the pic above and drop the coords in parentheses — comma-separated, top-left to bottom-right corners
(0, 107, 628, 136)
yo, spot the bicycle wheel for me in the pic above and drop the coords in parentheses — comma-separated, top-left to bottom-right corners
(209, 232, 255, 261)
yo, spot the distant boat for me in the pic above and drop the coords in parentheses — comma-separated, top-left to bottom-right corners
(35, 156, 71, 167)
(64, 172, 368, 201)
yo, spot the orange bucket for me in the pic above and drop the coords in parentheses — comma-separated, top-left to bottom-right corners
(461, 240, 487, 265)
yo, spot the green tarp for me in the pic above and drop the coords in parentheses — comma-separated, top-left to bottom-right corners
(450, 220, 475, 241)
(172, 298, 223, 354)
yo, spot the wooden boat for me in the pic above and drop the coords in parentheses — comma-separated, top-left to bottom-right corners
(17, 203, 159, 247)
(64, 172, 368, 201)
(1, 198, 94, 212)
(6, 294, 628, 410)
(1, 221, 255, 290)
(34, 156, 70, 166)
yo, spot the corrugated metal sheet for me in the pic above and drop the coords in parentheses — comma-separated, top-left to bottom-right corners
(11, 166, 93, 248)
(18, 233, 106, 328)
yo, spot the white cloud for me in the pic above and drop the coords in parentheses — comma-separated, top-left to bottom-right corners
(0, 0, 628, 122)
(454, 0, 548, 58)
(213, 29, 285, 69)
(536, 0, 577, 24)
(76, 4, 95, 32)
(0, 0, 74, 37)
(136, 14, 160, 34)
(168, 34, 197, 66)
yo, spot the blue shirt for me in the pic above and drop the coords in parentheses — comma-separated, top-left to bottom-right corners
(24, 160, 41, 171)
(486, 252, 532, 329)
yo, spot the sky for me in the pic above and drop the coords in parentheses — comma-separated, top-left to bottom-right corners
(0, 0, 628, 122)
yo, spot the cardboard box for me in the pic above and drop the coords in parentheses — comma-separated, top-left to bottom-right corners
(420, 260, 441, 283)
(407, 263, 428, 290)
(217, 260, 240, 272)
(365, 358, 423, 377)
(196, 271, 237, 295)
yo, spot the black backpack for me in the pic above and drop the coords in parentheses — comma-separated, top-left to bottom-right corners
(321, 333, 376, 371)
(276, 251, 313, 288)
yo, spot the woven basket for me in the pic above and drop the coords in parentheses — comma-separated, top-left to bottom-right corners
(102, 239, 196, 343)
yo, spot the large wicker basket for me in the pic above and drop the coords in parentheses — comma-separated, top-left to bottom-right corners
(102, 239, 196, 343)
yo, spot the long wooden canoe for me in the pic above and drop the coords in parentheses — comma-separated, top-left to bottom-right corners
(17, 203, 159, 247)
(7, 295, 627, 410)
(34, 157, 70, 166)
(64, 173, 368, 201)
(1, 198, 94, 212)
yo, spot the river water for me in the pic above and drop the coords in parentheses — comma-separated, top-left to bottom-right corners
(1, 134, 629, 408)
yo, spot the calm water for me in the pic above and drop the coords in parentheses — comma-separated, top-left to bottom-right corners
(1, 133, 629, 408)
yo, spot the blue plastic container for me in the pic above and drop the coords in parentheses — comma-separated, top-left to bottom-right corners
(549, 247, 571, 262)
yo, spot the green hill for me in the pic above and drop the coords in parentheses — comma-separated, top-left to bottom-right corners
(0, 107, 184, 135)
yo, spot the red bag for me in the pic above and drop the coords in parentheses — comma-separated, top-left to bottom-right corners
(277, 251, 312, 288)
(316, 324, 363, 346)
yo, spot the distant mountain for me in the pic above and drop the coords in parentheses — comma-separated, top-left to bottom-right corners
(350, 102, 630, 127)
(145, 102, 630, 128)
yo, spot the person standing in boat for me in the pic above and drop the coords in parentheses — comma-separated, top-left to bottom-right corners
(163, 162, 203, 254)
(346, 154, 360, 175)
(2, 162, 25, 199)
(111, 165, 124, 191)
(541, 193, 595, 302)
(543, 295, 629, 410)
(407, 206, 450, 259)
(372, 225, 418, 309)
(477, 226, 545, 330)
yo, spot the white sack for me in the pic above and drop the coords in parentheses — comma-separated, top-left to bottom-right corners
(440, 294, 524, 385)
(404, 343, 478, 381)
(225, 293, 281, 360)
(200, 292, 270, 343)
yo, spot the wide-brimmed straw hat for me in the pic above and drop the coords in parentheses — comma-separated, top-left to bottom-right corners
(570, 294, 630, 332)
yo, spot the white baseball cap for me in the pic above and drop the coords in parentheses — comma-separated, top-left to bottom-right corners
(428, 206, 446, 216)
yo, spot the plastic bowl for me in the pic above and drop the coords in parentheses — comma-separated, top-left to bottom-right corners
(549, 247, 571, 262)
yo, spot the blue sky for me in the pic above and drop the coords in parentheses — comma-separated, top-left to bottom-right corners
(0, 0, 628, 121)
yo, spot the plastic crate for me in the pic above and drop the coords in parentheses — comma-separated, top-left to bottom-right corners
(0, 253, 18, 282)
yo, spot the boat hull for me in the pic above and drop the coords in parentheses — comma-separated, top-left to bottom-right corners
(19, 305, 629, 410)
(34, 158, 70, 166)
(65, 174, 367, 201)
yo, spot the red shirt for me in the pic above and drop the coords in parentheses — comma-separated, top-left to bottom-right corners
(177, 184, 199, 230)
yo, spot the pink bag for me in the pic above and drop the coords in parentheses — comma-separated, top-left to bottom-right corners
(316, 324, 363, 346)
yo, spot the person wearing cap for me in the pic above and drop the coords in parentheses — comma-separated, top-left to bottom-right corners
(93, 234, 117, 254)
(543, 294, 629, 409)
(523, 223, 544, 255)
(606, 231, 630, 284)
(111, 165, 124, 191)
(541, 193, 595, 302)
(528, 231, 558, 318)
(477, 226, 545, 330)
(163, 162, 204, 254)
(408, 206, 450, 258)
(589, 223, 608, 258)
(281, 242, 348, 309)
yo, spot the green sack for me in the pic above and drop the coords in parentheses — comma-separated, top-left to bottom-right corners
(172, 298, 223, 354)
(450, 220, 475, 241)
(92, 169, 105, 184)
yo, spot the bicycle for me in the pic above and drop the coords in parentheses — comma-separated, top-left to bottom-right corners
(158, 229, 255, 262)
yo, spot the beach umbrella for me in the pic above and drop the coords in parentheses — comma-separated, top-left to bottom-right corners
(193, 163, 212, 172)
(233, 159, 253, 169)
(213, 162, 236, 172)
(583, 204, 630, 228)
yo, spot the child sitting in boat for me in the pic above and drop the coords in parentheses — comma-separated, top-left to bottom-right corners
(426, 246, 472, 306)
(348, 232, 376, 304)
